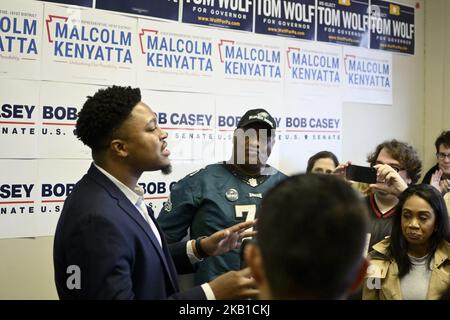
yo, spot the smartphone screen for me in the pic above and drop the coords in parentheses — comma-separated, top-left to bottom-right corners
(345, 165, 377, 184)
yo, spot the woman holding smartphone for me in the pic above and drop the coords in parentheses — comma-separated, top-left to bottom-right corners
(363, 184, 450, 300)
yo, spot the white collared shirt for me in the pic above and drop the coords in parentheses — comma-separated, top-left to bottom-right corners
(94, 163, 162, 247)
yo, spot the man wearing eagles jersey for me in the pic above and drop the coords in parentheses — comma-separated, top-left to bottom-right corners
(157, 108, 287, 285)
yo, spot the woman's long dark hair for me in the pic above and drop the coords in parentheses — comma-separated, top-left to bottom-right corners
(390, 184, 450, 277)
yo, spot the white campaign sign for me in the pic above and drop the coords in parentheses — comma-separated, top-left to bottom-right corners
(141, 89, 216, 161)
(137, 19, 217, 93)
(213, 30, 284, 95)
(41, 3, 137, 85)
(139, 161, 205, 217)
(279, 96, 343, 175)
(0, 79, 39, 158)
(38, 82, 101, 158)
(0, 0, 43, 80)
(343, 46, 393, 104)
(34, 159, 91, 238)
(0, 160, 39, 239)
(284, 39, 343, 98)
(0, 159, 92, 239)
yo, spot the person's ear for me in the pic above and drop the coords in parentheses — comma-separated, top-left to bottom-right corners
(244, 242, 264, 285)
(348, 258, 369, 294)
(110, 139, 128, 158)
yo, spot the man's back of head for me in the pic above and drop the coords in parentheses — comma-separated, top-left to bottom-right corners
(248, 174, 368, 299)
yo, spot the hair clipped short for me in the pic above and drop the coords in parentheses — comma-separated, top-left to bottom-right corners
(75, 86, 141, 152)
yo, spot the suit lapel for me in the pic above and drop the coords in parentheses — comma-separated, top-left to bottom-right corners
(87, 164, 179, 292)
(118, 200, 179, 291)
(117, 198, 163, 253)
(146, 207, 180, 291)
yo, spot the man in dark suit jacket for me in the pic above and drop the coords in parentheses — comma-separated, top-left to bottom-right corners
(53, 86, 257, 300)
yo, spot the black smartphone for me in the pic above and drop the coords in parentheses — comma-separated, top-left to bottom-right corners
(346, 165, 377, 184)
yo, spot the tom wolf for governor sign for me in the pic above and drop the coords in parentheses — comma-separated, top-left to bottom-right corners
(369, 0, 415, 55)
(255, 0, 316, 40)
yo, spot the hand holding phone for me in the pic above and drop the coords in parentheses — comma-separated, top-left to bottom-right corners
(372, 164, 408, 197)
(345, 165, 377, 184)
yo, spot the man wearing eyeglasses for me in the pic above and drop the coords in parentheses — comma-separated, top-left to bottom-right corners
(422, 131, 450, 196)
(364, 139, 422, 250)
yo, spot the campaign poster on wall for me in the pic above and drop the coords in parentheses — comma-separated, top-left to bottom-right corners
(139, 161, 204, 217)
(370, 0, 414, 55)
(141, 89, 216, 161)
(95, 0, 179, 21)
(284, 39, 343, 97)
(38, 82, 101, 159)
(214, 31, 284, 95)
(213, 94, 282, 171)
(0, 158, 90, 238)
(0, 79, 39, 158)
(42, 0, 93, 7)
(182, 0, 254, 32)
(0, 0, 43, 80)
(279, 96, 342, 175)
(0, 160, 39, 239)
(255, 0, 316, 40)
(42, 4, 137, 85)
(136, 19, 217, 93)
(316, 0, 369, 48)
(35, 159, 91, 237)
(343, 46, 392, 104)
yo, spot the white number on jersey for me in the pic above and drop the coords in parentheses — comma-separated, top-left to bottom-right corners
(234, 204, 256, 240)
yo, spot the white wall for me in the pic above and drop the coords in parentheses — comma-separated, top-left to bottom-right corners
(424, 0, 450, 171)
(342, 0, 425, 166)
(2, 0, 449, 299)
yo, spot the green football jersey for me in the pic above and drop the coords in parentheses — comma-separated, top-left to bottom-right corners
(157, 163, 287, 285)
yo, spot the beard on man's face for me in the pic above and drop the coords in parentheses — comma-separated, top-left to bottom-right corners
(161, 164, 172, 175)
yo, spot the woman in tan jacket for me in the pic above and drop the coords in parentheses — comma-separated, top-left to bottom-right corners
(363, 184, 450, 300)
